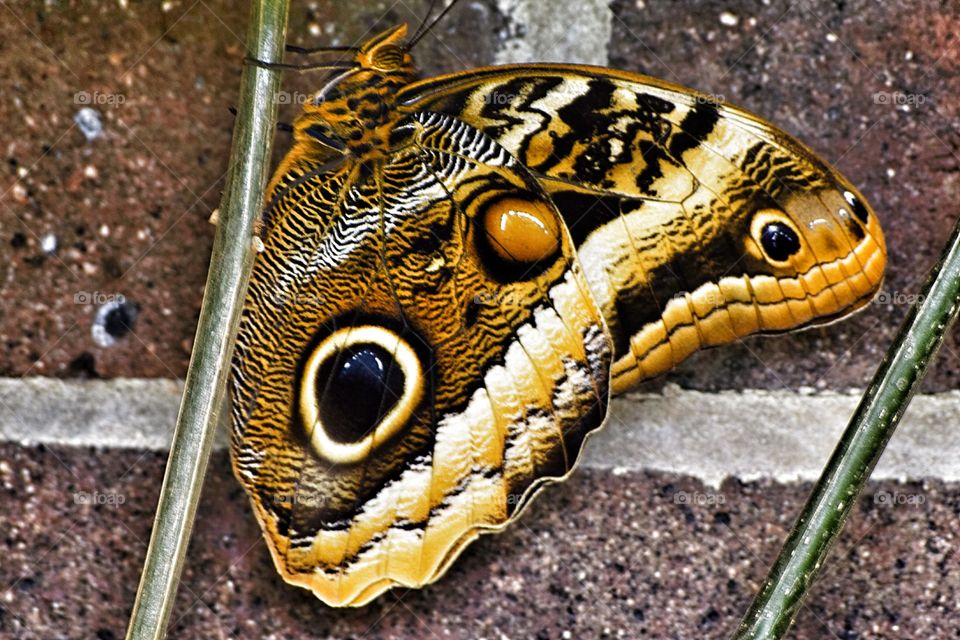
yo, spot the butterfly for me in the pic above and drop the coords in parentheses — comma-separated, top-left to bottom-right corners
(229, 22, 886, 607)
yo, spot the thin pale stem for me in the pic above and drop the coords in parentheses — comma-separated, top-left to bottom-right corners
(124, 1, 289, 638)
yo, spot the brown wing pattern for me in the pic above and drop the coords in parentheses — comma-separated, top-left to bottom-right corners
(401, 65, 886, 391)
(231, 107, 610, 606)
(230, 25, 886, 607)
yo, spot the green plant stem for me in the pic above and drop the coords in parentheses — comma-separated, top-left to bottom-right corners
(124, 2, 289, 638)
(734, 215, 960, 639)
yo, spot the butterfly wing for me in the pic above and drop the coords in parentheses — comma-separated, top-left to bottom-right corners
(233, 55, 888, 607)
(231, 109, 611, 607)
(398, 65, 887, 392)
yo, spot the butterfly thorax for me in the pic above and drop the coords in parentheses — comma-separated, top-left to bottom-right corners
(293, 25, 416, 161)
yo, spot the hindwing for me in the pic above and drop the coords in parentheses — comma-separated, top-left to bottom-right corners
(232, 109, 611, 606)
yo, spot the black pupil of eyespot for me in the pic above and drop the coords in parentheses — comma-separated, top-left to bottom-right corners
(760, 223, 801, 262)
(315, 343, 406, 444)
(844, 191, 870, 223)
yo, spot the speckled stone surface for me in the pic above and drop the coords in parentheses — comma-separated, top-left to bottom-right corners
(0, 443, 957, 639)
(0, 0, 504, 381)
(1, 0, 958, 390)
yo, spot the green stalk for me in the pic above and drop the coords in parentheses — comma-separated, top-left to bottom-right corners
(124, 2, 289, 638)
(734, 214, 960, 639)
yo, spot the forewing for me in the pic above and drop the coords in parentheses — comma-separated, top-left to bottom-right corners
(399, 65, 886, 392)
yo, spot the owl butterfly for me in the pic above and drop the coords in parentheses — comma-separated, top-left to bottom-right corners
(230, 23, 886, 607)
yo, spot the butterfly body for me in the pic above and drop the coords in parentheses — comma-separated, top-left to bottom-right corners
(231, 24, 886, 606)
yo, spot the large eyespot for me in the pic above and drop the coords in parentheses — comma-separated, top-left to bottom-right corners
(476, 195, 562, 280)
(751, 210, 802, 263)
(299, 325, 423, 465)
(843, 190, 870, 223)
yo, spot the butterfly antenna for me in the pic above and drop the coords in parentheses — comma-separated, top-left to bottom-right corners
(285, 44, 357, 55)
(410, 0, 441, 44)
(244, 56, 355, 72)
(409, 0, 460, 48)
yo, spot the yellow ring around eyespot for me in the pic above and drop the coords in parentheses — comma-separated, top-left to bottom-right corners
(299, 325, 423, 465)
(748, 209, 805, 265)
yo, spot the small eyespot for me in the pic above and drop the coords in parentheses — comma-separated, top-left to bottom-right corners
(760, 222, 801, 262)
(300, 326, 423, 464)
(843, 190, 870, 223)
(476, 195, 562, 281)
